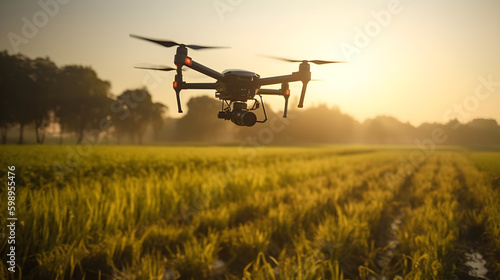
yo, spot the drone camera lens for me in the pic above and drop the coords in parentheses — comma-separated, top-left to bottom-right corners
(232, 110, 257, 127)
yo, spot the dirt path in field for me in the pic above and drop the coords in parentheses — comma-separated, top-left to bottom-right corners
(372, 153, 496, 279)
(453, 162, 498, 280)
(370, 157, 425, 278)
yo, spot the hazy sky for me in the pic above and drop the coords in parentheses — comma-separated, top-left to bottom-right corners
(1, 0, 499, 125)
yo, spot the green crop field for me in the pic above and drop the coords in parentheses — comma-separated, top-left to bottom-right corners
(1, 145, 499, 280)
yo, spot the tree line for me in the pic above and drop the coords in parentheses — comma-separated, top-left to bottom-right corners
(0, 51, 166, 144)
(165, 96, 500, 147)
(1, 50, 499, 146)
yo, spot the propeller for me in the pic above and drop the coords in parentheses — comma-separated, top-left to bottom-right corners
(263, 55, 346, 65)
(130, 34, 229, 50)
(262, 55, 345, 108)
(134, 64, 176, 71)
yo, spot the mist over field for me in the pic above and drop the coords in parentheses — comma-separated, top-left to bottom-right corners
(2, 51, 500, 147)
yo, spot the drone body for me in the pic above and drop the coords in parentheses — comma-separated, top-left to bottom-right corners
(216, 69, 259, 102)
(131, 34, 345, 126)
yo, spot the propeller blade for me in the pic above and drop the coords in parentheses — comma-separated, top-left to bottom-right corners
(261, 55, 301, 63)
(131, 34, 229, 50)
(134, 64, 177, 71)
(185, 44, 230, 50)
(130, 34, 180, 48)
(262, 55, 346, 64)
(309, 60, 347, 65)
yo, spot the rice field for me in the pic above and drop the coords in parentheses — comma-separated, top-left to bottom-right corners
(0, 145, 499, 279)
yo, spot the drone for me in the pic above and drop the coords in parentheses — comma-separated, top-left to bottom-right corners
(131, 34, 345, 127)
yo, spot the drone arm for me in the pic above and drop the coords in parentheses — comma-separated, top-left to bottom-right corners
(259, 72, 310, 109)
(257, 89, 283, 95)
(258, 74, 297, 86)
(182, 83, 217, 90)
(257, 82, 290, 118)
(173, 82, 216, 113)
(172, 57, 219, 113)
(184, 58, 224, 80)
(260, 61, 311, 108)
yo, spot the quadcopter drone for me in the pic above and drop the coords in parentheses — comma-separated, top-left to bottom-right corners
(131, 34, 345, 127)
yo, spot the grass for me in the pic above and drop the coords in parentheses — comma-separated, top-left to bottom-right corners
(0, 145, 499, 279)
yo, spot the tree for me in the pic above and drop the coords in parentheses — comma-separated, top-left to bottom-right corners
(57, 65, 112, 144)
(0, 52, 61, 144)
(113, 88, 166, 144)
(280, 104, 359, 143)
(176, 96, 232, 142)
(0, 51, 17, 144)
(361, 115, 415, 144)
(151, 102, 168, 141)
(2, 53, 36, 144)
(30, 57, 59, 144)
